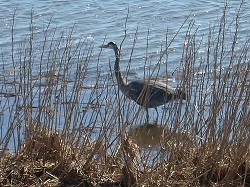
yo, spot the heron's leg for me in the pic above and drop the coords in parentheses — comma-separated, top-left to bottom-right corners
(146, 108, 149, 123)
(154, 107, 158, 124)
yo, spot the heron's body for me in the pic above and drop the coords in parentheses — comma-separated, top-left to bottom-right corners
(125, 80, 176, 108)
(100, 42, 186, 121)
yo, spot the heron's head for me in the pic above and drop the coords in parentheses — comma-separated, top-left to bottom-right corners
(174, 89, 187, 100)
(100, 41, 117, 50)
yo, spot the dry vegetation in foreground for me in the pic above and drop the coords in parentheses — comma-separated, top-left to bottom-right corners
(0, 4, 250, 187)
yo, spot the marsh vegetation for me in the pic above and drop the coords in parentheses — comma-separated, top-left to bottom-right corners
(0, 3, 249, 187)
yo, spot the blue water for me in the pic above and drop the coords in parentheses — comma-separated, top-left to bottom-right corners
(0, 0, 249, 150)
(1, 0, 249, 63)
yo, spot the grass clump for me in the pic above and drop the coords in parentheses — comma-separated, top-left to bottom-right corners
(0, 3, 249, 187)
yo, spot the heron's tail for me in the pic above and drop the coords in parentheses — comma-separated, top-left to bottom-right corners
(174, 89, 186, 100)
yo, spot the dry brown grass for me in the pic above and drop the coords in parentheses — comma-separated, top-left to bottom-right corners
(0, 2, 249, 187)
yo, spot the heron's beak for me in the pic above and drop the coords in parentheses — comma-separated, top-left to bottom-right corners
(99, 44, 109, 48)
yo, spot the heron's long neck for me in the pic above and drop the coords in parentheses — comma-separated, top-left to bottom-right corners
(113, 47, 127, 93)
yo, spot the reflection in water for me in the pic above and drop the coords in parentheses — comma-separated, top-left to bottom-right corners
(128, 123, 166, 148)
(128, 123, 198, 149)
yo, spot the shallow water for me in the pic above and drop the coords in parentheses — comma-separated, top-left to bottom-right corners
(0, 0, 249, 149)
(0, 0, 249, 69)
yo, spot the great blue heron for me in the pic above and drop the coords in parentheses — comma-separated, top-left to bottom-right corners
(100, 42, 186, 122)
